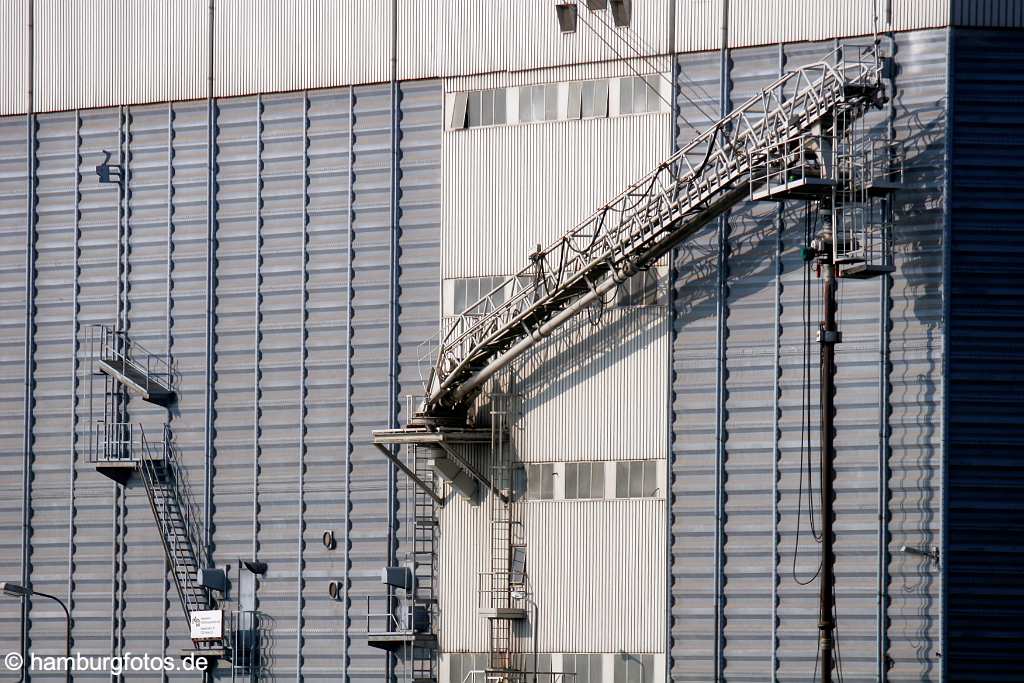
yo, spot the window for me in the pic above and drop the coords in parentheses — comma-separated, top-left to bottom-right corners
(568, 79, 610, 119)
(519, 83, 559, 123)
(451, 88, 506, 129)
(615, 460, 660, 498)
(619, 75, 664, 115)
(450, 275, 511, 316)
(449, 653, 489, 683)
(614, 653, 654, 683)
(564, 461, 606, 500)
(616, 268, 663, 306)
(564, 653, 604, 683)
(527, 463, 555, 500)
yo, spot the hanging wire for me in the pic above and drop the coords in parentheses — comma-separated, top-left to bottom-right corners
(581, 6, 719, 123)
(792, 201, 824, 587)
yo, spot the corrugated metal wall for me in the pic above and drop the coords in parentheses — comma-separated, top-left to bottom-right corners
(668, 31, 948, 682)
(0, 80, 441, 680)
(946, 27, 1024, 682)
(0, 0, 984, 116)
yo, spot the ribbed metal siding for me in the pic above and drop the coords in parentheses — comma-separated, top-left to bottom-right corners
(0, 80, 441, 680)
(33, 0, 207, 113)
(0, 0, 28, 115)
(953, 0, 1024, 25)
(437, 493, 491, 654)
(525, 499, 667, 653)
(946, 27, 1024, 681)
(669, 33, 947, 681)
(442, 112, 670, 278)
(515, 307, 669, 463)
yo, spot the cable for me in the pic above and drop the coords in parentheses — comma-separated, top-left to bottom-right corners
(582, 7, 718, 123)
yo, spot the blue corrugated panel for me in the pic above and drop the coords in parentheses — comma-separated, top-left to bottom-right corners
(947, 27, 1024, 681)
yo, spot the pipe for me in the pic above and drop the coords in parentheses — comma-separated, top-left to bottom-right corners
(18, 0, 36, 678)
(203, 0, 215, 567)
(665, 1, 678, 678)
(342, 84, 355, 683)
(386, 0, 399, 677)
(713, 4, 730, 678)
(294, 90, 310, 683)
(818, 262, 838, 683)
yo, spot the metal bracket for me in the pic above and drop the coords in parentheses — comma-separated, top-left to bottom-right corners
(372, 443, 445, 507)
(899, 544, 940, 563)
(817, 328, 843, 344)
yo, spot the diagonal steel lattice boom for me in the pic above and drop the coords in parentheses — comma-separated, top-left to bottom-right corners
(422, 44, 886, 419)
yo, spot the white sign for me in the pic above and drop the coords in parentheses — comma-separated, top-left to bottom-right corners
(189, 609, 223, 640)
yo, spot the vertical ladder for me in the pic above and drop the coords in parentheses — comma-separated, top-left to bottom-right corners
(411, 443, 439, 682)
(486, 396, 524, 678)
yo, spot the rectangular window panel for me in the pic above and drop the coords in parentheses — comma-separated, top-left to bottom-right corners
(450, 92, 468, 129)
(628, 461, 644, 498)
(519, 86, 532, 123)
(527, 464, 539, 500)
(568, 82, 583, 119)
(576, 654, 590, 681)
(591, 654, 603, 682)
(633, 76, 648, 114)
(619, 77, 633, 115)
(532, 85, 546, 121)
(594, 79, 609, 117)
(493, 88, 506, 124)
(592, 461, 605, 498)
(541, 463, 554, 499)
(646, 75, 661, 111)
(564, 462, 578, 499)
(581, 80, 595, 117)
(454, 279, 467, 313)
(578, 462, 592, 498)
(481, 89, 494, 126)
(615, 461, 629, 498)
(614, 654, 627, 681)
(544, 83, 558, 120)
(643, 460, 658, 497)
(468, 90, 482, 126)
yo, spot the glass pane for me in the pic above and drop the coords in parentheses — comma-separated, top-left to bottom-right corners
(591, 654, 603, 682)
(493, 88, 506, 124)
(594, 79, 609, 117)
(454, 279, 467, 313)
(614, 654, 628, 681)
(467, 90, 482, 126)
(481, 89, 493, 126)
(577, 654, 589, 680)
(564, 462, 578, 499)
(592, 461, 605, 499)
(641, 654, 654, 683)
(541, 463, 554, 499)
(450, 654, 462, 683)
(633, 76, 647, 114)
(533, 85, 546, 121)
(629, 461, 644, 498)
(616, 461, 629, 498)
(544, 83, 558, 120)
(568, 82, 583, 119)
(527, 464, 539, 500)
(539, 653, 552, 673)
(582, 80, 595, 117)
(519, 86, 532, 123)
(646, 75, 661, 111)
(619, 76, 632, 115)
(577, 462, 591, 498)
(644, 460, 658, 497)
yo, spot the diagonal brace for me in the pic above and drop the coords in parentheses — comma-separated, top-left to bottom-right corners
(373, 443, 445, 507)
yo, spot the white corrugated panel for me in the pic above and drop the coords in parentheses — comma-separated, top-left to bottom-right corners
(1, 0, 27, 115)
(674, 0, 724, 52)
(525, 499, 667, 653)
(437, 492, 491, 653)
(442, 111, 671, 278)
(893, 0, 951, 31)
(33, 0, 206, 112)
(214, 0, 390, 98)
(514, 307, 669, 463)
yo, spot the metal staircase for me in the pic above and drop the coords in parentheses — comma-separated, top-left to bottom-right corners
(417, 44, 889, 422)
(88, 326, 228, 657)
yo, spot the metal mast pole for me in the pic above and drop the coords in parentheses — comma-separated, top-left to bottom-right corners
(818, 257, 839, 683)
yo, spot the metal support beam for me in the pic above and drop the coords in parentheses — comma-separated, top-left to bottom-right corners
(373, 444, 445, 507)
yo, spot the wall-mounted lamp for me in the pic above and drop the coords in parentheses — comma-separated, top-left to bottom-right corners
(322, 530, 336, 550)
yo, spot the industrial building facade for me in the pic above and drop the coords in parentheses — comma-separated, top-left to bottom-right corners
(0, 1, 1021, 681)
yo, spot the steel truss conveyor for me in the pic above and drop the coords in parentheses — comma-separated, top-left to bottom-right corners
(418, 44, 888, 424)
